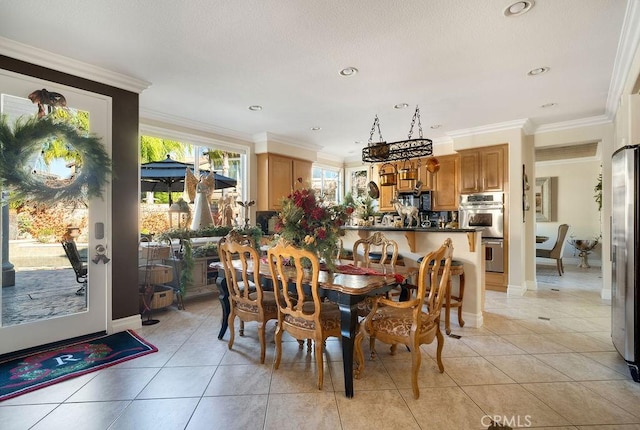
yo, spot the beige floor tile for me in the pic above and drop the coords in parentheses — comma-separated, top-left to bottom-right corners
(482, 318, 536, 335)
(109, 398, 199, 430)
(461, 335, 526, 356)
(514, 318, 577, 334)
(548, 332, 616, 353)
(463, 384, 571, 428)
(67, 367, 160, 401)
(165, 340, 227, 366)
(136, 365, 216, 398)
(576, 425, 640, 429)
(187, 395, 268, 430)
(269, 361, 334, 393)
(402, 386, 487, 429)
(523, 382, 638, 425)
(265, 392, 342, 430)
(485, 354, 572, 383)
(500, 334, 573, 354)
(382, 356, 457, 389)
(329, 358, 396, 391)
(204, 364, 272, 396)
(533, 353, 628, 381)
(443, 356, 515, 386)
(336, 389, 420, 430)
(0, 404, 58, 430)
(581, 351, 630, 376)
(31, 401, 129, 430)
(422, 335, 479, 357)
(580, 380, 640, 418)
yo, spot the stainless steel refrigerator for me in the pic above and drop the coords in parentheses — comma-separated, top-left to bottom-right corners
(612, 144, 640, 382)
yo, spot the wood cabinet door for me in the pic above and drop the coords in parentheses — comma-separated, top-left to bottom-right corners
(292, 159, 312, 189)
(432, 154, 460, 211)
(269, 154, 294, 210)
(480, 146, 504, 191)
(459, 151, 480, 194)
(378, 182, 396, 212)
(418, 158, 435, 191)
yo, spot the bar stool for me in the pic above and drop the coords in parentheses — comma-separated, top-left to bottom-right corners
(417, 256, 465, 335)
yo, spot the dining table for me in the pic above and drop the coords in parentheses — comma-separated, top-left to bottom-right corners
(212, 258, 418, 398)
(536, 235, 550, 243)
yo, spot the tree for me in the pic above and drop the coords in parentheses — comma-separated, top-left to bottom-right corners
(140, 136, 188, 163)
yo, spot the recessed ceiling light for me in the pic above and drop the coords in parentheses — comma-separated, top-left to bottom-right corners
(430, 124, 442, 129)
(339, 67, 358, 77)
(527, 67, 549, 76)
(394, 103, 409, 109)
(503, 1, 534, 17)
(248, 105, 262, 111)
(541, 102, 557, 108)
(354, 140, 362, 145)
(310, 126, 322, 131)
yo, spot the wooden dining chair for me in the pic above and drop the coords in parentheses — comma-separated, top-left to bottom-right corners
(352, 231, 399, 267)
(355, 238, 453, 399)
(536, 223, 570, 275)
(353, 231, 403, 307)
(267, 239, 358, 390)
(218, 231, 277, 364)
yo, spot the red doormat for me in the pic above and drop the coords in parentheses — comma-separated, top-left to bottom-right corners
(0, 330, 157, 401)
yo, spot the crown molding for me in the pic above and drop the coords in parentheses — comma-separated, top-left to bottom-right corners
(533, 115, 612, 134)
(252, 131, 323, 151)
(447, 119, 530, 139)
(606, 0, 640, 116)
(140, 108, 253, 142)
(0, 37, 150, 93)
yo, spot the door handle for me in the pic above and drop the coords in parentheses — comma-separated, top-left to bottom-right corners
(92, 244, 111, 264)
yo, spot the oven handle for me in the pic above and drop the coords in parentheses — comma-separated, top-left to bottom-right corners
(483, 240, 504, 247)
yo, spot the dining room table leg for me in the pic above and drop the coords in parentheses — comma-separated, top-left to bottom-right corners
(215, 273, 230, 340)
(337, 298, 359, 398)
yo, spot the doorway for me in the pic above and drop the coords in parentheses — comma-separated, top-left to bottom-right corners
(0, 69, 112, 354)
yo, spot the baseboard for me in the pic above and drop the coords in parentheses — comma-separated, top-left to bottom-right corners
(525, 279, 538, 290)
(507, 283, 527, 296)
(109, 315, 142, 334)
(460, 310, 483, 329)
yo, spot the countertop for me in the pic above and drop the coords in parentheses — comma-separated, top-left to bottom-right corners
(341, 226, 478, 233)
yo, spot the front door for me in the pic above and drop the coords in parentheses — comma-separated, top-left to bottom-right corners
(0, 69, 111, 354)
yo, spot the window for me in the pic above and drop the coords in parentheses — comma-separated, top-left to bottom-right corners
(312, 165, 342, 205)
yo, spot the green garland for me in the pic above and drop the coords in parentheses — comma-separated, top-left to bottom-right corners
(0, 115, 112, 202)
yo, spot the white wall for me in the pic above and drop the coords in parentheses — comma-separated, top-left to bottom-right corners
(535, 159, 602, 265)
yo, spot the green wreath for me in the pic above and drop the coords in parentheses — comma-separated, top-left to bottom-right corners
(0, 115, 111, 202)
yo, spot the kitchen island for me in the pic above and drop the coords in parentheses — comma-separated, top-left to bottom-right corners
(340, 226, 485, 329)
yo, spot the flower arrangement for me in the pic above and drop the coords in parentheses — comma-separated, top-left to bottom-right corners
(275, 187, 353, 271)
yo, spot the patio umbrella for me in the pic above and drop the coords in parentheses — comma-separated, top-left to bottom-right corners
(140, 155, 237, 204)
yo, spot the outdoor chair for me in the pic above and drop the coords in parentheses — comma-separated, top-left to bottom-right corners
(61, 239, 87, 296)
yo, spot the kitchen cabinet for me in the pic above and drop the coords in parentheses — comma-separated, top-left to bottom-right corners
(432, 154, 460, 211)
(396, 158, 434, 193)
(378, 182, 396, 212)
(257, 153, 312, 211)
(459, 145, 506, 194)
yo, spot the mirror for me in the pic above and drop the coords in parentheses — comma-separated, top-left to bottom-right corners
(535, 177, 552, 222)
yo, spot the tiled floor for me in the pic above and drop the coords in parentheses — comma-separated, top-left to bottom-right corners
(2, 264, 640, 430)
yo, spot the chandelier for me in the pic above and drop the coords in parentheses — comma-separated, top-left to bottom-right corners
(362, 106, 433, 163)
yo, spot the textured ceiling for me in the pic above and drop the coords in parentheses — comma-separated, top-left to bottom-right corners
(0, 0, 633, 161)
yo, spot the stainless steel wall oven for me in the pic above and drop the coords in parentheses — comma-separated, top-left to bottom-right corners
(459, 192, 505, 273)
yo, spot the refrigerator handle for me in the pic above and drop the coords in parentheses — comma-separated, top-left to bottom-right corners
(610, 215, 613, 262)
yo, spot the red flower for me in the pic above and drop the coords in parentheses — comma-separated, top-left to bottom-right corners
(316, 228, 327, 240)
